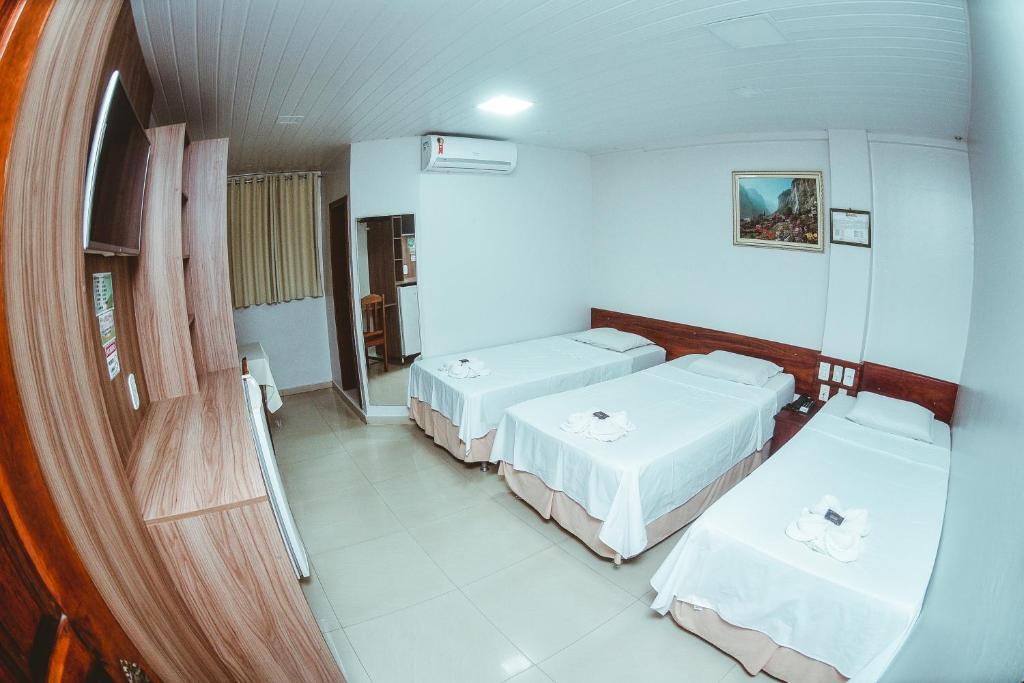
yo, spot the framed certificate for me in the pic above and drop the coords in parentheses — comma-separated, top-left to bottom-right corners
(830, 208, 871, 247)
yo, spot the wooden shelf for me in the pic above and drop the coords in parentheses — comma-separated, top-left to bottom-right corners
(127, 369, 265, 523)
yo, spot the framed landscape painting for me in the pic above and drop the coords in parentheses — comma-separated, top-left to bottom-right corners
(733, 171, 824, 252)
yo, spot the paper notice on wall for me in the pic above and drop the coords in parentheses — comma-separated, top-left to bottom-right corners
(93, 272, 114, 316)
(92, 272, 119, 379)
(104, 340, 121, 380)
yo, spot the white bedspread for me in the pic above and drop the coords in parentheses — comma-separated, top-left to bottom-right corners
(650, 395, 951, 682)
(489, 359, 789, 558)
(407, 334, 665, 451)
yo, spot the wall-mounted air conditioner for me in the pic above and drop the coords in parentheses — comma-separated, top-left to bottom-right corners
(420, 135, 517, 174)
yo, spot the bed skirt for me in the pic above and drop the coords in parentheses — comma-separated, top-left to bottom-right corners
(409, 398, 496, 463)
(498, 442, 771, 563)
(668, 599, 847, 683)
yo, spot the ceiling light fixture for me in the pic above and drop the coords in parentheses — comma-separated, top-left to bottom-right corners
(276, 115, 304, 125)
(477, 95, 534, 116)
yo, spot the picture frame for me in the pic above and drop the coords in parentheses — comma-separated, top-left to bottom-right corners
(830, 208, 871, 247)
(733, 171, 824, 252)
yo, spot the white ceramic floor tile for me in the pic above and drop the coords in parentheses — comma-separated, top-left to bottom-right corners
(493, 490, 578, 544)
(347, 436, 450, 483)
(346, 591, 531, 683)
(508, 666, 555, 682)
(540, 601, 736, 683)
(323, 629, 372, 683)
(315, 531, 454, 626)
(408, 500, 552, 586)
(463, 546, 634, 663)
(557, 527, 685, 599)
(274, 431, 348, 466)
(372, 462, 491, 526)
(299, 566, 340, 633)
(290, 480, 403, 554)
(281, 453, 369, 503)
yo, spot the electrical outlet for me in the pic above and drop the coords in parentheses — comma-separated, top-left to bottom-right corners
(842, 367, 855, 387)
(832, 365, 843, 382)
(818, 362, 830, 381)
(818, 383, 831, 402)
(838, 388, 848, 396)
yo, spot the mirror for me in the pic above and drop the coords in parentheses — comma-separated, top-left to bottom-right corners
(356, 214, 420, 405)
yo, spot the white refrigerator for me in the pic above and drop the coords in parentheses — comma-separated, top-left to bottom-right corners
(397, 284, 421, 358)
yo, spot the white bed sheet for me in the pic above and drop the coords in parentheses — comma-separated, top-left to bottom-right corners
(407, 334, 665, 451)
(650, 394, 950, 682)
(489, 359, 791, 558)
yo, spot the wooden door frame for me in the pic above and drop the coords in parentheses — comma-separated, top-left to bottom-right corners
(328, 196, 362, 406)
(0, 0, 148, 679)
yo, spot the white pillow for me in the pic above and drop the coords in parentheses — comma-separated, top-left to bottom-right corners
(845, 392, 935, 443)
(572, 328, 654, 353)
(687, 350, 783, 387)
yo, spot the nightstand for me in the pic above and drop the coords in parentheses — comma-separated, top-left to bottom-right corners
(771, 403, 819, 455)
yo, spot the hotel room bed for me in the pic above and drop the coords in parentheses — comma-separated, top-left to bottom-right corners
(488, 354, 795, 562)
(650, 394, 951, 683)
(407, 332, 666, 463)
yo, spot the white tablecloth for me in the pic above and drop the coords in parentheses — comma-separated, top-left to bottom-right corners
(238, 341, 283, 412)
(650, 395, 951, 681)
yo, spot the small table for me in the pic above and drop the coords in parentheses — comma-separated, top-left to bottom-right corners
(771, 402, 819, 455)
(237, 342, 283, 413)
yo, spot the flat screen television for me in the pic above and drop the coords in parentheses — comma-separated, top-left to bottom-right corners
(82, 70, 151, 255)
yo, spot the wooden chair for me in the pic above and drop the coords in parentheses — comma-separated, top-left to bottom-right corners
(360, 294, 388, 371)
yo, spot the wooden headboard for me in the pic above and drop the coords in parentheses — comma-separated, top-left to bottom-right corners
(592, 308, 820, 396)
(859, 362, 959, 424)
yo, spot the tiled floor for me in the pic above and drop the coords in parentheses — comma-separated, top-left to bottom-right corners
(366, 360, 412, 405)
(273, 389, 771, 683)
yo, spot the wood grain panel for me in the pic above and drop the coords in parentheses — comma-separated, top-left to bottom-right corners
(2, 0, 230, 678)
(0, 1, 154, 680)
(128, 368, 267, 523)
(860, 361, 959, 424)
(184, 139, 238, 375)
(592, 308, 820, 396)
(147, 502, 343, 682)
(134, 122, 198, 400)
(98, 0, 152, 124)
(83, 255, 150, 465)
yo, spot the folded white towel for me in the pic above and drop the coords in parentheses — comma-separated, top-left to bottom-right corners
(785, 495, 869, 563)
(439, 356, 491, 379)
(560, 409, 635, 442)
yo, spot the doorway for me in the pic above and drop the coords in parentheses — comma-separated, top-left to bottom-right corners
(328, 196, 362, 408)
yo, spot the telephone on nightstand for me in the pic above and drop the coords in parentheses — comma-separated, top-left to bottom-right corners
(788, 394, 816, 414)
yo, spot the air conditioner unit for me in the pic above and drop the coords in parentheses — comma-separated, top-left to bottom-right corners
(420, 135, 517, 174)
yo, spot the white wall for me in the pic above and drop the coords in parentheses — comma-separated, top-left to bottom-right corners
(589, 133, 974, 383)
(882, 2, 1024, 680)
(863, 139, 974, 382)
(418, 144, 592, 355)
(233, 296, 332, 389)
(590, 136, 832, 349)
(349, 137, 592, 365)
(232, 174, 333, 391)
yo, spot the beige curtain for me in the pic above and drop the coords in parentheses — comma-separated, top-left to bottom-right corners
(227, 172, 324, 308)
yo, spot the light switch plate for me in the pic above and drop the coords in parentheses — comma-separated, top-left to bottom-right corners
(842, 367, 855, 387)
(818, 362, 830, 381)
(818, 383, 831, 401)
(832, 365, 843, 382)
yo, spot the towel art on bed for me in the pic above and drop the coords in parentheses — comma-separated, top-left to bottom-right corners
(785, 494, 870, 563)
(438, 356, 491, 379)
(560, 409, 636, 442)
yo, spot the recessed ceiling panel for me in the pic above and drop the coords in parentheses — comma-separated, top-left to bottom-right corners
(131, 0, 970, 172)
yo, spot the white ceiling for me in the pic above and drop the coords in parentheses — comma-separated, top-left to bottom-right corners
(131, 0, 971, 173)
